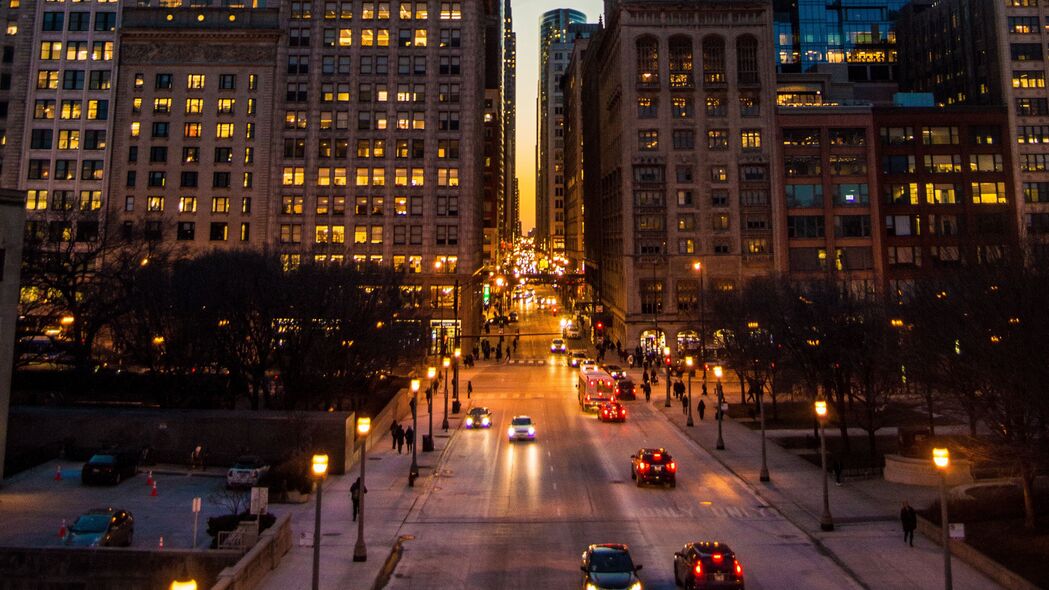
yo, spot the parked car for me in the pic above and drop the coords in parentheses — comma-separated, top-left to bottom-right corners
(65, 508, 134, 547)
(81, 451, 138, 486)
(630, 447, 677, 488)
(617, 379, 638, 400)
(673, 541, 745, 589)
(580, 543, 643, 590)
(226, 455, 271, 489)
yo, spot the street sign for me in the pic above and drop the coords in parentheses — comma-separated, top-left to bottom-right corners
(191, 497, 202, 513)
(250, 487, 269, 515)
(949, 523, 965, 540)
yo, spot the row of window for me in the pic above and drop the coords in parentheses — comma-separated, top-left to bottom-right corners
(124, 170, 254, 189)
(25, 189, 100, 211)
(38, 40, 113, 61)
(29, 128, 106, 150)
(36, 69, 110, 90)
(879, 126, 1001, 146)
(637, 212, 769, 233)
(130, 121, 254, 139)
(27, 158, 103, 180)
(40, 11, 116, 32)
(129, 145, 254, 165)
(283, 138, 458, 160)
(280, 166, 458, 187)
(789, 247, 875, 272)
(638, 129, 763, 152)
(633, 164, 769, 186)
(136, 73, 251, 91)
(785, 153, 1005, 177)
(279, 194, 458, 216)
(787, 215, 872, 238)
(635, 35, 761, 88)
(289, 1, 462, 20)
(637, 94, 760, 119)
(134, 97, 252, 116)
(290, 27, 460, 48)
(33, 99, 107, 120)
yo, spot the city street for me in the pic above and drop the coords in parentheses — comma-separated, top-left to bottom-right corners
(385, 290, 860, 589)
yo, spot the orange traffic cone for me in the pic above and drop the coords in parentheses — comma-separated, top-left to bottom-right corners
(58, 519, 67, 538)
(158, 536, 164, 549)
(145, 470, 153, 486)
(150, 481, 158, 497)
(54, 465, 62, 481)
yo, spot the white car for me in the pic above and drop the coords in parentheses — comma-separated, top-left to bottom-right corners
(550, 338, 567, 353)
(507, 416, 536, 442)
(226, 456, 270, 489)
(564, 324, 582, 339)
(580, 360, 598, 373)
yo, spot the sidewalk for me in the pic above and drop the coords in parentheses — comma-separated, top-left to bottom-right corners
(647, 392, 1000, 590)
(256, 403, 466, 590)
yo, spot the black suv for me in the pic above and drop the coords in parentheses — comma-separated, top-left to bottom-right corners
(580, 543, 643, 589)
(630, 447, 677, 487)
(617, 379, 637, 400)
(81, 451, 138, 485)
(673, 541, 744, 589)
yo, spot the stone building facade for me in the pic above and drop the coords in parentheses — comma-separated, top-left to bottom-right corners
(579, 0, 777, 353)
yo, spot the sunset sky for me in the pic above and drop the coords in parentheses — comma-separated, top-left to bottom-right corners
(513, 1, 604, 234)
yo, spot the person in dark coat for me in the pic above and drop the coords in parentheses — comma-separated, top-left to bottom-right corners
(404, 426, 415, 453)
(351, 477, 367, 521)
(698, 399, 706, 420)
(901, 501, 917, 546)
(394, 423, 405, 454)
(390, 423, 398, 450)
(674, 379, 685, 400)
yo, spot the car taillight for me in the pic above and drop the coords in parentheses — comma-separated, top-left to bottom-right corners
(694, 561, 703, 576)
(653, 453, 662, 461)
(667, 461, 677, 472)
(638, 461, 648, 471)
(734, 560, 743, 577)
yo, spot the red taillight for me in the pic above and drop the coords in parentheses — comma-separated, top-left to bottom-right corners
(667, 461, 677, 472)
(694, 561, 703, 576)
(638, 461, 648, 471)
(734, 560, 743, 577)
(653, 453, 662, 461)
(712, 553, 723, 562)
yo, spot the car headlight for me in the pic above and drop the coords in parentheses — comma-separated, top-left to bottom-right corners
(481, 417, 490, 426)
(586, 584, 599, 590)
(629, 582, 642, 590)
(508, 427, 515, 437)
(465, 417, 474, 426)
(527, 426, 535, 435)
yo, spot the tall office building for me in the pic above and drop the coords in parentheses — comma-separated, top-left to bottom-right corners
(502, 0, 516, 244)
(535, 8, 588, 255)
(576, 0, 777, 352)
(21, 0, 120, 243)
(772, 0, 907, 102)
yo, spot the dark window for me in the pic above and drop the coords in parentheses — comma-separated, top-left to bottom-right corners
(177, 222, 195, 241)
(155, 74, 173, 90)
(68, 12, 90, 31)
(180, 171, 198, 187)
(93, 12, 116, 31)
(42, 12, 64, 31)
(30, 129, 52, 149)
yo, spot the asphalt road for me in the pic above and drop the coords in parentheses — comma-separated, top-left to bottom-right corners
(388, 288, 860, 589)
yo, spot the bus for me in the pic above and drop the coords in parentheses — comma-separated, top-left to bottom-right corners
(578, 368, 617, 411)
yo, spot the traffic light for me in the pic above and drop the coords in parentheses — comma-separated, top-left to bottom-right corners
(664, 352, 672, 366)
(595, 321, 604, 336)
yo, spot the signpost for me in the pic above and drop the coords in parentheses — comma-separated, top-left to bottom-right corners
(191, 497, 202, 549)
(250, 487, 269, 539)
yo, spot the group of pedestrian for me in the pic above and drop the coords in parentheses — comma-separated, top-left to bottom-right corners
(389, 422, 415, 455)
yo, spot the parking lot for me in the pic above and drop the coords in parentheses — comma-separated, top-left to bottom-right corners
(0, 460, 273, 549)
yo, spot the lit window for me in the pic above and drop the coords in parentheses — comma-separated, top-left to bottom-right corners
(187, 74, 206, 89)
(216, 123, 234, 138)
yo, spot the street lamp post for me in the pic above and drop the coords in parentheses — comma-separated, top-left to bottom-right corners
(933, 447, 953, 590)
(685, 357, 694, 427)
(441, 356, 451, 431)
(453, 348, 461, 403)
(310, 454, 329, 589)
(409, 379, 420, 485)
(815, 401, 834, 531)
(352, 418, 371, 563)
(693, 261, 707, 406)
(663, 346, 672, 408)
(170, 580, 197, 590)
(758, 373, 770, 482)
(425, 366, 436, 451)
(714, 365, 725, 450)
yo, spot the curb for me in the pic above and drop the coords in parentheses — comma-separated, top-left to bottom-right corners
(650, 400, 870, 590)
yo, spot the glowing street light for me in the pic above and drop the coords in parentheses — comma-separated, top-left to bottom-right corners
(713, 366, 725, 450)
(353, 417, 371, 563)
(310, 453, 329, 589)
(685, 356, 695, 427)
(814, 400, 833, 531)
(170, 581, 197, 590)
(409, 380, 420, 484)
(441, 357, 451, 430)
(933, 447, 953, 589)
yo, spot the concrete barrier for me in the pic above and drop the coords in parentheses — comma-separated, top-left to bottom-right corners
(916, 515, 1040, 590)
(884, 454, 973, 486)
(211, 514, 293, 590)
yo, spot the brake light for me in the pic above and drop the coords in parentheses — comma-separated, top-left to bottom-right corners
(734, 560, 743, 577)
(667, 461, 677, 472)
(712, 553, 723, 562)
(694, 561, 703, 576)
(638, 461, 648, 471)
(653, 453, 662, 461)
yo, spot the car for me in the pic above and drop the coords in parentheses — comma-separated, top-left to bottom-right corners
(630, 447, 677, 488)
(598, 401, 627, 423)
(673, 542, 744, 589)
(509, 311, 519, 323)
(226, 455, 270, 489)
(64, 508, 134, 547)
(565, 324, 583, 339)
(604, 365, 627, 380)
(580, 359, 598, 373)
(81, 451, 138, 486)
(617, 379, 638, 400)
(580, 543, 643, 590)
(465, 406, 493, 429)
(567, 350, 588, 367)
(551, 338, 567, 353)
(507, 415, 536, 441)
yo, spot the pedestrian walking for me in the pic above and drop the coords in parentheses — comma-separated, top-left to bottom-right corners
(901, 501, 917, 546)
(627, 354, 635, 368)
(395, 424, 405, 454)
(833, 458, 844, 486)
(505, 347, 512, 363)
(390, 423, 398, 450)
(643, 381, 652, 402)
(698, 399, 706, 420)
(467, 380, 473, 398)
(681, 394, 688, 414)
(350, 477, 367, 521)
(642, 370, 649, 384)
(405, 426, 415, 453)
(674, 379, 685, 400)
